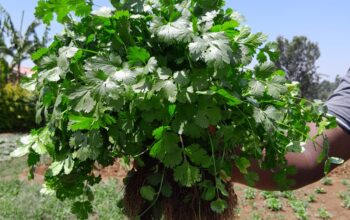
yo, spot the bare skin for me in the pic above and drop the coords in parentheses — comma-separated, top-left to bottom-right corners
(232, 123, 350, 190)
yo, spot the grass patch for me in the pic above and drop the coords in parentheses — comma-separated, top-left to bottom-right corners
(0, 157, 125, 220)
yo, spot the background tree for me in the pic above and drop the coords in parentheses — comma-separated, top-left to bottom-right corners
(316, 75, 342, 101)
(0, 58, 9, 86)
(275, 36, 320, 100)
(0, 7, 9, 86)
(0, 5, 49, 83)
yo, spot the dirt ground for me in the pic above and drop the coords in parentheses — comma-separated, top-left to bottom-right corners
(235, 162, 350, 220)
(18, 159, 350, 220)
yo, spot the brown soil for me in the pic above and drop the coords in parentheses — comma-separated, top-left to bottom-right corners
(18, 159, 128, 184)
(236, 161, 350, 220)
(18, 160, 350, 219)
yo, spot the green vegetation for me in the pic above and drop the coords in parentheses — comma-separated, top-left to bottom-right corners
(17, 0, 337, 218)
(307, 193, 317, 203)
(289, 200, 309, 220)
(244, 187, 257, 200)
(339, 191, 350, 209)
(0, 83, 36, 132)
(316, 207, 332, 220)
(0, 4, 48, 84)
(341, 179, 349, 186)
(2, 155, 350, 220)
(265, 197, 283, 211)
(315, 187, 327, 194)
(321, 177, 333, 186)
(0, 0, 347, 219)
(281, 190, 296, 200)
(0, 158, 124, 220)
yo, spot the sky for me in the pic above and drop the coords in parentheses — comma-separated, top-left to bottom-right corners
(1, 0, 349, 81)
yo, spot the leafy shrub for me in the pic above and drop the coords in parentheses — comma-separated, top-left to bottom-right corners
(289, 200, 309, 220)
(316, 207, 332, 219)
(281, 190, 296, 200)
(265, 197, 283, 211)
(260, 191, 280, 199)
(341, 179, 349, 186)
(339, 191, 350, 209)
(307, 194, 317, 203)
(321, 177, 333, 186)
(0, 83, 36, 132)
(13, 0, 336, 219)
(315, 187, 327, 194)
(243, 188, 257, 200)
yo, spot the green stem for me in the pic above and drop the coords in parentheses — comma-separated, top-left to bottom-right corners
(208, 131, 220, 197)
(80, 48, 99, 54)
(179, 134, 187, 162)
(138, 167, 166, 218)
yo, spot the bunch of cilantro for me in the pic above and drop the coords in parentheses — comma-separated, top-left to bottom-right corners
(12, 0, 336, 218)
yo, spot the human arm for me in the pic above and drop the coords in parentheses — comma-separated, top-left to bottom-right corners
(231, 123, 350, 190)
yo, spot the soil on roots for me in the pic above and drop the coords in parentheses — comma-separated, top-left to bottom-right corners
(123, 167, 237, 220)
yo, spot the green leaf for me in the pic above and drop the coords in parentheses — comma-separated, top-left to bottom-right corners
(140, 185, 156, 201)
(68, 115, 96, 131)
(127, 46, 150, 65)
(84, 55, 120, 75)
(211, 87, 242, 106)
(211, 20, 239, 38)
(266, 75, 288, 98)
(27, 150, 41, 166)
(114, 10, 130, 19)
(197, 0, 224, 10)
(160, 182, 173, 198)
(40, 67, 62, 82)
(153, 80, 178, 103)
(254, 62, 275, 79)
(152, 126, 170, 140)
(21, 78, 37, 92)
(189, 32, 232, 68)
(150, 133, 183, 168)
(153, 15, 194, 43)
(69, 90, 96, 113)
(210, 199, 228, 213)
(71, 201, 93, 220)
(194, 104, 222, 128)
(185, 144, 212, 168)
(264, 106, 283, 121)
(70, 131, 103, 161)
(317, 138, 330, 164)
(235, 157, 250, 174)
(244, 171, 259, 187)
(216, 178, 229, 196)
(59, 45, 79, 59)
(202, 186, 216, 201)
(32, 48, 49, 61)
(253, 107, 282, 132)
(168, 104, 176, 117)
(15, 128, 54, 156)
(257, 51, 267, 63)
(49, 161, 64, 176)
(329, 157, 344, 165)
(10, 143, 30, 158)
(64, 156, 75, 175)
(174, 161, 201, 187)
(249, 80, 265, 97)
(194, 112, 209, 128)
(174, 71, 190, 85)
(35, 0, 92, 24)
(324, 159, 331, 174)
